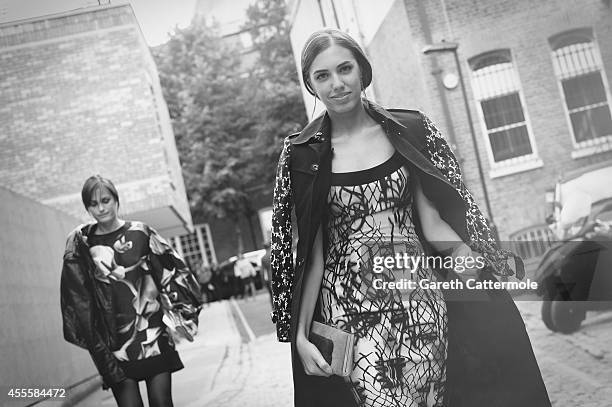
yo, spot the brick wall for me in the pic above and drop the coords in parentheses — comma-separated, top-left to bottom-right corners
(368, 0, 612, 240)
(0, 4, 191, 229)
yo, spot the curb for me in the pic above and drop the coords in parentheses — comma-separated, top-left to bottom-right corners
(29, 375, 101, 407)
(62, 376, 102, 407)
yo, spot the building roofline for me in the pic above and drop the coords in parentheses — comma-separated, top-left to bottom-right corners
(0, 1, 133, 29)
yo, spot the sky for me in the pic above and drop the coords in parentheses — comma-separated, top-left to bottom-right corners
(0, 0, 198, 46)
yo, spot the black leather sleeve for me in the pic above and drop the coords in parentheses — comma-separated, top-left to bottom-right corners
(60, 251, 126, 387)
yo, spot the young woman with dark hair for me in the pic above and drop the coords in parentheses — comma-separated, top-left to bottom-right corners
(61, 175, 202, 407)
(270, 28, 551, 407)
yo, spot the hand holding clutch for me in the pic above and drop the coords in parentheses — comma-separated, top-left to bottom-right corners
(308, 321, 355, 377)
(296, 333, 333, 377)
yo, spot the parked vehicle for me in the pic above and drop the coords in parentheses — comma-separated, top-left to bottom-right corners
(535, 165, 612, 333)
(218, 249, 267, 297)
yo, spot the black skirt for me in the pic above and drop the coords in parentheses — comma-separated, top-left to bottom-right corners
(119, 349, 184, 381)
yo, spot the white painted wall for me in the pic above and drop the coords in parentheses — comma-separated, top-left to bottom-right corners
(288, 0, 395, 119)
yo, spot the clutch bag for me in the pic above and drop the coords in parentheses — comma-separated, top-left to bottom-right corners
(308, 321, 355, 377)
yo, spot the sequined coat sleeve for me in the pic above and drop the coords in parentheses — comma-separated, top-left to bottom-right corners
(419, 112, 524, 279)
(270, 137, 294, 342)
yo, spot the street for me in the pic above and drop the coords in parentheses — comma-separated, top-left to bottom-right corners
(74, 292, 612, 407)
(514, 297, 612, 407)
(75, 291, 292, 406)
(3, 1, 612, 406)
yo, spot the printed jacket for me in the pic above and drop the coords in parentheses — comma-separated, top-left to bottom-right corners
(60, 221, 202, 388)
(270, 100, 550, 407)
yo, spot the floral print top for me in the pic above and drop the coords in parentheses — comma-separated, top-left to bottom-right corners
(88, 221, 169, 362)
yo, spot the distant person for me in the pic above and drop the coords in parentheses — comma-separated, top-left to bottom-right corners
(60, 175, 202, 407)
(233, 256, 245, 298)
(206, 263, 220, 302)
(260, 242, 273, 307)
(197, 263, 213, 304)
(234, 253, 256, 299)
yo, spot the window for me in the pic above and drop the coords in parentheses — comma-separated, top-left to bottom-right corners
(510, 225, 554, 259)
(179, 232, 202, 272)
(469, 50, 535, 163)
(550, 28, 612, 145)
(172, 224, 217, 272)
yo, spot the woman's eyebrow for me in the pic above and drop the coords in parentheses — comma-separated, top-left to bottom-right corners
(313, 60, 352, 75)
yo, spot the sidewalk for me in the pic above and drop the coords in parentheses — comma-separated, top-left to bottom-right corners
(73, 297, 293, 406)
(181, 295, 293, 407)
(38, 294, 612, 406)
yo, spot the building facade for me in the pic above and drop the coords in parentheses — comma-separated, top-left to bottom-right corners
(289, 0, 612, 263)
(0, 3, 192, 237)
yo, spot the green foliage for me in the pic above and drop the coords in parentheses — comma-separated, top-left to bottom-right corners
(153, 1, 306, 223)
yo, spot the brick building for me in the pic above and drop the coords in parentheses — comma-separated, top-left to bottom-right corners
(0, 3, 193, 237)
(289, 0, 612, 264)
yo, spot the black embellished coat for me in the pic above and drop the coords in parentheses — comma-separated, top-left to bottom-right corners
(270, 100, 551, 406)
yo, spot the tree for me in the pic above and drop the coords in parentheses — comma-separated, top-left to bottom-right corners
(241, 0, 307, 186)
(153, 22, 253, 225)
(152, 1, 306, 250)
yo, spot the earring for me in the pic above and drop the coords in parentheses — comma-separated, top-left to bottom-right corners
(360, 77, 367, 100)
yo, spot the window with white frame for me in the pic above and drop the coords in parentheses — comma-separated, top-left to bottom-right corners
(469, 50, 534, 163)
(179, 232, 201, 271)
(549, 28, 612, 144)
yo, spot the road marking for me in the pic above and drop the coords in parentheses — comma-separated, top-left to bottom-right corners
(230, 298, 256, 342)
(224, 300, 242, 342)
(209, 345, 229, 391)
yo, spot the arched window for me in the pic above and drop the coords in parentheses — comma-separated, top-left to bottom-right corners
(549, 28, 612, 144)
(468, 50, 534, 163)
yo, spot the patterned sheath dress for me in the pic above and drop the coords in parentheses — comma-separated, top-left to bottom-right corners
(320, 151, 448, 407)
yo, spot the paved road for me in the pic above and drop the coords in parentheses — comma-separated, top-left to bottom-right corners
(74, 292, 612, 406)
(515, 299, 612, 407)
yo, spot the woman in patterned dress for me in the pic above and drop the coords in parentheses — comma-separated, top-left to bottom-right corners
(60, 175, 202, 407)
(270, 29, 550, 407)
